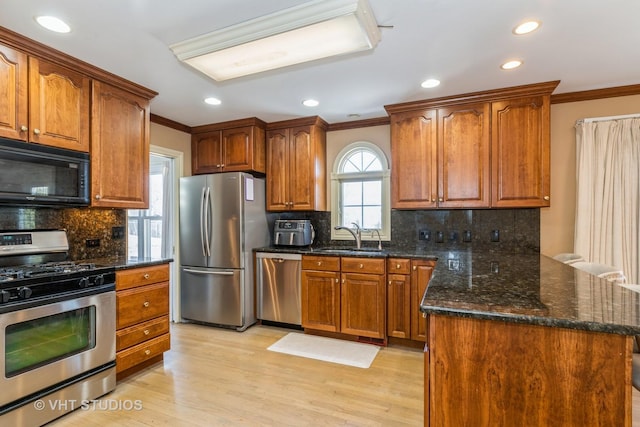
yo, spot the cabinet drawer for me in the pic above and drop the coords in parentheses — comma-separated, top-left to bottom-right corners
(342, 257, 385, 274)
(116, 264, 170, 290)
(387, 258, 411, 274)
(116, 315, 169, 351)
(116, 333, 170, 373)
(302, 255, 340, 271)
(117, 282, 169, 329)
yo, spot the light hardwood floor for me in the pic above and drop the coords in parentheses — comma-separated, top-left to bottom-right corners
(50, 323, 640, 426)
(51, 323, 424, 426)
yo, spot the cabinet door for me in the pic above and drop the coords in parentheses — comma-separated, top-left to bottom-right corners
(266, 129, 289, 211)
(91, 81, 149, 208)
(192, 131, 222, 174)
(28, 57, 90, 152)
(438, 103, 490, 208)
(390, 110, 437, 209)
(288, 126, 315, 211)
(387, 273, 411, 338)
(301, 269, 340, 332)
(491, 96, 550, 207)
(341, 272, 386, 339)
(411, 260, 435, 342)
(0, 44, 27, 141)
(222, 126, 252, 172)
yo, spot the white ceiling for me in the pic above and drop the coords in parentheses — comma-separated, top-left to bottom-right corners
(2, 0, 639, 128)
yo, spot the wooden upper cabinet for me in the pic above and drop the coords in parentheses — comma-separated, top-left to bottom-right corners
(491, 95, 551, 207)
(386, 81, 559, 209)
(410, 259, 435, 342)
(91, 81, 150, 208)
(29, 57, 90, 152)
(390, 110, 437, 209)
(266, 116, 327, 211)
(0, 43, 27, 141)
(438, 103, 490, 208)
(191, 119, 266, 175)
(0, 43, 89, 151)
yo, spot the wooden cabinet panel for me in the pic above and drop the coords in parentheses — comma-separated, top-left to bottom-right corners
(91, 81, 149, 208)
(491, 96, 551, 207)
(28, 57, 90, 152)
(116, 315, 170, 351)
(438, 103, 490, 208)
(192, 131, 222, 174)
(390, 110, 437, 209)
(302, 255, 341, 271)
(116, 334, 171, 374)
(410, 260, 435, 342)
(341, 257, 385, 274)
(266, 117, 327, 211)
(301, 269, 341, 332)
(387, 273, 411, 338)
(116, 281, 169, 329)
(0, 43, 27, 141)
(341, 272, 386, 338)
(387, 258, 411, 275)
(116, 264, 170, 290)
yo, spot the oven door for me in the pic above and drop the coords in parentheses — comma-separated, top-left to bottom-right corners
(0, 291, 115, 407)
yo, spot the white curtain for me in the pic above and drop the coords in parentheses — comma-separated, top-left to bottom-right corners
(574, 117, 640, 283)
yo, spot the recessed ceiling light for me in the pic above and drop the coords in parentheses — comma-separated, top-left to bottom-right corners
(501, 60, 523, 70)
(421, 79, 440, 88)
(302, 99, 319, 107)
(35, 16, 71, 33)
(513, 20, 541, 35)
(204, 97, 221, 105)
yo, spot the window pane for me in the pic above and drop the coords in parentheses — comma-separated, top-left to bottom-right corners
(342, 182, 362, 205)
(362, 206, 382, 229)
(343, 157, 360, 173)
(342, 207, 361, 227)
(362, 180, 381, 204)
(362, 152, 382, 171)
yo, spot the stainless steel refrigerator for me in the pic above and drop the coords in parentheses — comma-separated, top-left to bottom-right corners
(179, 172, 269, 331)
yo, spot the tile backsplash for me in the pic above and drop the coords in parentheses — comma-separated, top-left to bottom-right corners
(270, 208, 540, 253)
(0, 207, 126, 260)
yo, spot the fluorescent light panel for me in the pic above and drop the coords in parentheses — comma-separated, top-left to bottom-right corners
(170, 0, 381, 81)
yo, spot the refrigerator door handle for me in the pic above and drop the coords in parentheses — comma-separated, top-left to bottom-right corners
(203, 186, 212, 257)
(199, 186, 207, 257)
(182, 268, 235, 276)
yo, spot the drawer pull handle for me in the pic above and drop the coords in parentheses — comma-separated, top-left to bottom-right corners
(144, 329, 150, 335)
(143, 301, 150, 308)
(396, 264, 401, 269)
(144, 349, 151, 356)
(359, 263, 363, 269)
(317, 261, 322, 266)
(144, 273, 150, 279)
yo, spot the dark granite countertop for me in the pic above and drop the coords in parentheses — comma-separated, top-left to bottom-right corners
(253, 246, 437, 260)
(79, 256, 173, 270)
(421, 250, 640, 336)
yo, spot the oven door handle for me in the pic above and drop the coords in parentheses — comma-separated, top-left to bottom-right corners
(182, 268, 234, 276)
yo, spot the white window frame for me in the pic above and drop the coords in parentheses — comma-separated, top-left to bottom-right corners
(331, 141, 391, 242)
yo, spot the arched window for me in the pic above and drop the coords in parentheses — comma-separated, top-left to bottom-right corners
(331, 142, 390, 242)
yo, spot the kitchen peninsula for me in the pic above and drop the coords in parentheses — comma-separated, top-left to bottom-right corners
(421, 251, 639, 426)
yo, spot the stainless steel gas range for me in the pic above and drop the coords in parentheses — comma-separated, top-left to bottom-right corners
(0, 230, 116, 426)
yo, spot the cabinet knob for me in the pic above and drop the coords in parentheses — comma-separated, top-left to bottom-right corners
(144, 329, 150, 335)
(33, 128, 41, 135)
(438, 197, 443, 202)
(359, 263, 364, 269)
(317, 261, 322, 266)
(335, 278, 339, 283)
(413, 266, 417, 271)
(396, 264, 401, 269)
(342, 279, 345, 284)
(431, 198, 436, 202)
(20, 125, 28, 132)
(143, 301, 150, 308)
(95, 194, 101, 200)
(543, 196, 550, 201)
(216, 164, 221, 168)
(144, 349, 151, 356)
(388, 280, 392, 285)
(144, 273, 150, 279)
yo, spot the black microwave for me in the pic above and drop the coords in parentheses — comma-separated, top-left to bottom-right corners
(0, 138, 90, 207)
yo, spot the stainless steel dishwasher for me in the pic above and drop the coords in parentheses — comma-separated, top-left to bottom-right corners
(256, 252, 302, 326)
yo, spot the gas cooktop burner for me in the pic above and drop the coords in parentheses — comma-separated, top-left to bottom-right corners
(0, 261, 99, 283)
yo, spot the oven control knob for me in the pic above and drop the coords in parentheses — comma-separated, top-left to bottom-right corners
(18, 287, 32, 299)
(78, 277, 90, 288)
(0, 290, 10, 303)
(94, 274, 105, 286)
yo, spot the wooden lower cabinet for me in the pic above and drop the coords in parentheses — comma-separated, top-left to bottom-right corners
(301, 255, 386, 339)
(387, 258, 435, 342)
(115, 264, 171, 379)
(425, 314, 632, 426)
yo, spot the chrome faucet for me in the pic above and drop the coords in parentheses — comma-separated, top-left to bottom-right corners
(371, 229, 382, 250)
(335, 222, 361, 249)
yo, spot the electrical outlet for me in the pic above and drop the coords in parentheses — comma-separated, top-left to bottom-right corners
(491, 229, 500, 242)
(86, 239, 100, 248)
(112, 226, 125, 239)
(448, 259, 460, 271)
(448, 231, 459, 242)
(418, 229, 431, 241)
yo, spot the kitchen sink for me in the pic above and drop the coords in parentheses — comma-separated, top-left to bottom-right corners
(312, 248, 385, 256)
